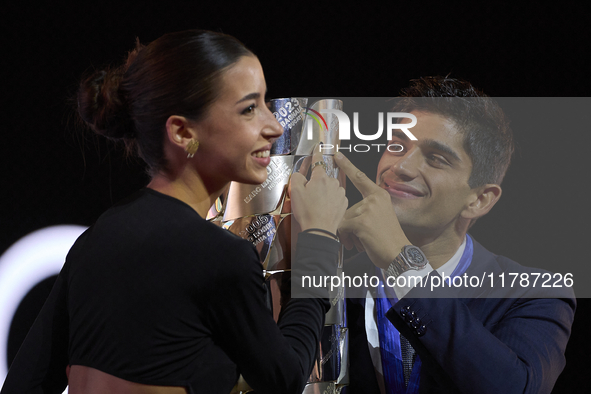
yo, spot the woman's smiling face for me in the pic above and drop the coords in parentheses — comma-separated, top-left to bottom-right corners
(192, 55, 283, 187)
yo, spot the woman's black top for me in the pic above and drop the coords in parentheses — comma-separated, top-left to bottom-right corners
(1, 188, 339, 394)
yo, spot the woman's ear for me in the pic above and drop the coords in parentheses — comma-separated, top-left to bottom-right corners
(461, 184, 503, 221)
(165, 115, 198, 150)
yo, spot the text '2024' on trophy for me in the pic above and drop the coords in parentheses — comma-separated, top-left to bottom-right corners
(207, 98, 348, 394)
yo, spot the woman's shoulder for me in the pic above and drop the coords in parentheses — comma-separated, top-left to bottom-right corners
(85, 188, 258, 257)
(68, 189, 262, 281)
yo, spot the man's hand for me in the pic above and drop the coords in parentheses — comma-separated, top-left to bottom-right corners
(334, 152, 410, 269)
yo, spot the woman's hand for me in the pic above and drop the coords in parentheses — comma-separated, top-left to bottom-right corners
(290, 146, 348, 235)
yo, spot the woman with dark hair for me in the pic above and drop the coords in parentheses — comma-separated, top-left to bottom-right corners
(1, 30, 347, 394)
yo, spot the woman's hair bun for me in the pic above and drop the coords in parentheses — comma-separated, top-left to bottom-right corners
(77, 66, 134, 140)
(75, 31, 252, 174)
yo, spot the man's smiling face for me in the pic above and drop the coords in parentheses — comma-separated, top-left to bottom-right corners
(376, 111, 475, 237)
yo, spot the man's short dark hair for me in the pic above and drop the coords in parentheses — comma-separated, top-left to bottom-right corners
(391, 76, 514, 188)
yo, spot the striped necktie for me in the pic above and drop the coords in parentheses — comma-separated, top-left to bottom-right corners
(399, 333, 416, 386)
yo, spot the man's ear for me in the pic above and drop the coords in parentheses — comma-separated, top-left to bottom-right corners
(165, 115, 198, 150)
(462, 184, 502, 221)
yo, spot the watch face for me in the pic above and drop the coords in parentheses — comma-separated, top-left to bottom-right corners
(404, 246, 427, 267)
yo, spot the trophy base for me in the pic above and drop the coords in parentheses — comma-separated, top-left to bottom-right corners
(302, 382, 347, 394)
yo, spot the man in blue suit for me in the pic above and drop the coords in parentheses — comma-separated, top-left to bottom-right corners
(334, 77, 575, 393)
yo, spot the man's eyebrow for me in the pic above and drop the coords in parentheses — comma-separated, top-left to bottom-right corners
(421, 139, 462, 162)
(235, 92, 261, 104)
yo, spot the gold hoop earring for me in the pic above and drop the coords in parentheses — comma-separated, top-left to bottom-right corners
(186, 139, 199, 158)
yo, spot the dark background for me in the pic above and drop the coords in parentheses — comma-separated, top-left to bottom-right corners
(1, 1, 589, 392)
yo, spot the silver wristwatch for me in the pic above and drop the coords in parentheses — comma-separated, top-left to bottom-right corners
(386, 245, 429, 278)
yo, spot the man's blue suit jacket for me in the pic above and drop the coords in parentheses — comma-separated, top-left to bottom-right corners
(345, 237, 576, 394)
